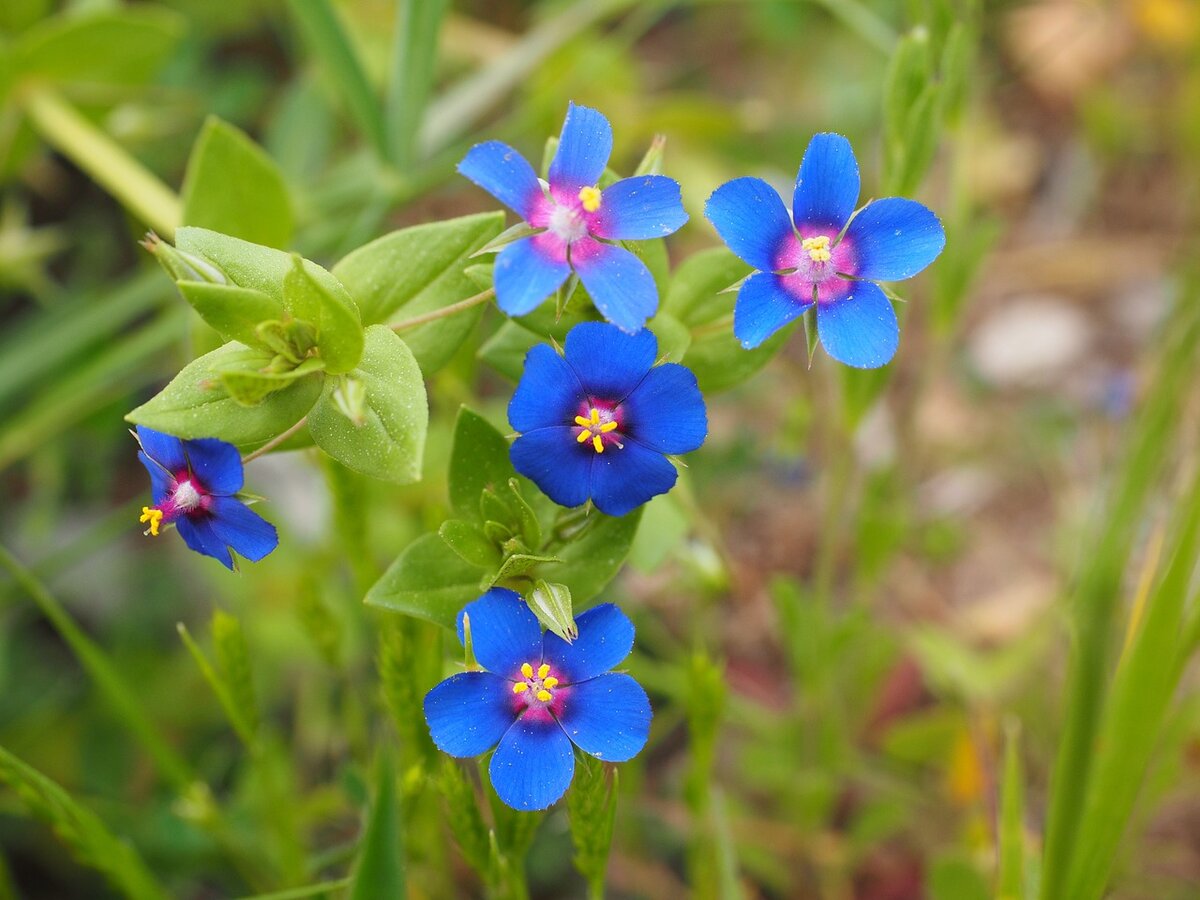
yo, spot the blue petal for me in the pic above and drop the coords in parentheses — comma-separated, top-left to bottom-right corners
(844, 198, 946, 281)
(458, 140, 545, 221)
(494, 234, 571, 317)
(510, 428, 593, 510)
(207, 497, 278, 562)
(488, 716, 575, 811)
(563, 321, 657, 401)
(138, 451, 173, 505)
(549, 102, 612, 192)
(622, 364, 707, 455)
(175, 516, 234, 569)
(136, 426, 185, 472)
(183, 437, 244, 496)
(542, 603, 635, 683)
(570, 238, 658, 334)
(733, 271, 812, 349)
(704, 177, 793, 272)
(589, 439, 677, 517)
(792, 133, 860, 231)
(424, 671, 516, 758)
(455, 588, 544, 678)
(557, 673, 650, 763)
(508, 344, 585, 433)
(589, 175, 688, 240)
(816, 281, 899, 369)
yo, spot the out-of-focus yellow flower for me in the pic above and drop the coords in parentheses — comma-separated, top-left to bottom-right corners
(1133, 0, 1199, 49)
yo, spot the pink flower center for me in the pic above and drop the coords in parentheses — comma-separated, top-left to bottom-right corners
(774, 228, 857, 305)
(572, 403, 624, 453)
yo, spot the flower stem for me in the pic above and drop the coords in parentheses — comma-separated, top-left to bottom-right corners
(241, 416, 310, 465)
(20, 86, 182, 239)
(390, 288, 495, 333)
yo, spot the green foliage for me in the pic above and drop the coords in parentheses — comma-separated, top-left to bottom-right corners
(568, 756, 618, 899)
(348, 752, 405, 900)
(998, 722, 1026, 900)
(0, 746, 168, 900)
(181, 117, 294, 249)
(307, 325, 428, 483)
(331, 212, 504, 372)
(366, 533, 486, 629)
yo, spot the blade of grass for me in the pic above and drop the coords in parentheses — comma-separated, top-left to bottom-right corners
(21, 87, 181, 238)
(1063, 466, 1200, 900)
(386, 0, 449, 168)
(1039, 279, 1200, 898)
(997, 720, 1025, 900)
(419, 0, 637, 155)
(348, 751, 404, 900)
(286, 0, 388, 161)
(0, 544, 193, 790)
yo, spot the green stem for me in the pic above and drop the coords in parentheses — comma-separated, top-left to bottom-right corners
(390, 288, 495, 332)
(241, 415, 310, 465)
(21, 87, 181, 239)
(0, 543, 193, 789)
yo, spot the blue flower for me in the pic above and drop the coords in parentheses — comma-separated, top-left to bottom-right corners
(458, 102, 688, 333)
(508, 322, 707, 517)
(134, 426, 278, 570)
(704, 133, 946, 368)
(424, 588, 651, 811)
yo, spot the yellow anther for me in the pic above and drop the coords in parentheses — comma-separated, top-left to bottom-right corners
(543, 676, 559, 689)
(513, 681, 529, 694)
(801, 235, 832, 263)
(538, 663, 551, 679)
(139, 506, 163, 537)
(576, 429, 591, 443)
(578, 185, 602, 213)
(599, 421, 618, 433)
(593, 435, 604, 453)
(589, 408, 601, 425)
(536, 689, 552, 702)
(574, 415, 592, 427)
(521, 662, 534, 679)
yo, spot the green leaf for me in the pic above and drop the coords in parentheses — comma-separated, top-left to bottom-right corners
(365, 533, 485, 629)
(211, 610, 260, 742)
(332, 212, 505, 372)
(307, 325, 428, 483)
(539, 509, 643, 608)
(663, 247, 784, 392)
(177, 281, 284, 349)
(180, 116, 294, 249)
(0, 745, 169, 900)
(491, 551, 562, 585)
(478, 321, 540, 381)
(648, 312, 691, 362)
(125, 341, 322, 447)
(220, 357, 325, 407)
(177, 621, 257, 748)
(283, 254, 364, 374)
(348, 752, 404, 900)
(998, 720, 1026, 900)
(439, 519, 501, 569)
(14, 8, 183, 88)
(569, 755, 618, 900)
(528, 580, 576, 644)
(448, 407, 517, 522)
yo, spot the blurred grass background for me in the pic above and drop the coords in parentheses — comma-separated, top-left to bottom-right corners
(2, 0, 1200, 897)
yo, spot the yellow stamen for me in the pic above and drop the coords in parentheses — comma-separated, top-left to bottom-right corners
(543, 676, 559, 689)
(589, 408, 601, 426)
(538, 663, 551, 679)
(574, 415, 592, 427)
(593, 435, 604, 453)
(536, 689, 552, 702)
(578, 185, 602, 213)
(521, 662, 534, 679)
(599, 421, 618, 433)
(513, 681, 529, 694)
(139, 506, 163, 537)
(577, 429, 591, 443)
(801, 235, 832, 263)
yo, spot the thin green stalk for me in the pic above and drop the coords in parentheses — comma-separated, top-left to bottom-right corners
(286, 0, 388, 162)
(233, 878, 351, 900)
(21, 87, 181, 239)
(390, 287, 495, 332)
(386, 0, 449, 168)
(997, 720, 1025, 899)
(0, 543, 193, 790)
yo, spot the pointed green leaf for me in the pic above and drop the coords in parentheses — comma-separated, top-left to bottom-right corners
(439, 519, 501, 569)
(177, 282, 284, 349)
(365, 533, 485, 629)
(528, 580, 576, 644)
(307, 325, 427, 483)
(448, 407, 517, 522)
(180, 116, 294, 248)
(283, 254, 363, 374)
(348, 752, 404, 900)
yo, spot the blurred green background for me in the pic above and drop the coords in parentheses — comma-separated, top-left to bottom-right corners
(2, 0, 1200, 897)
